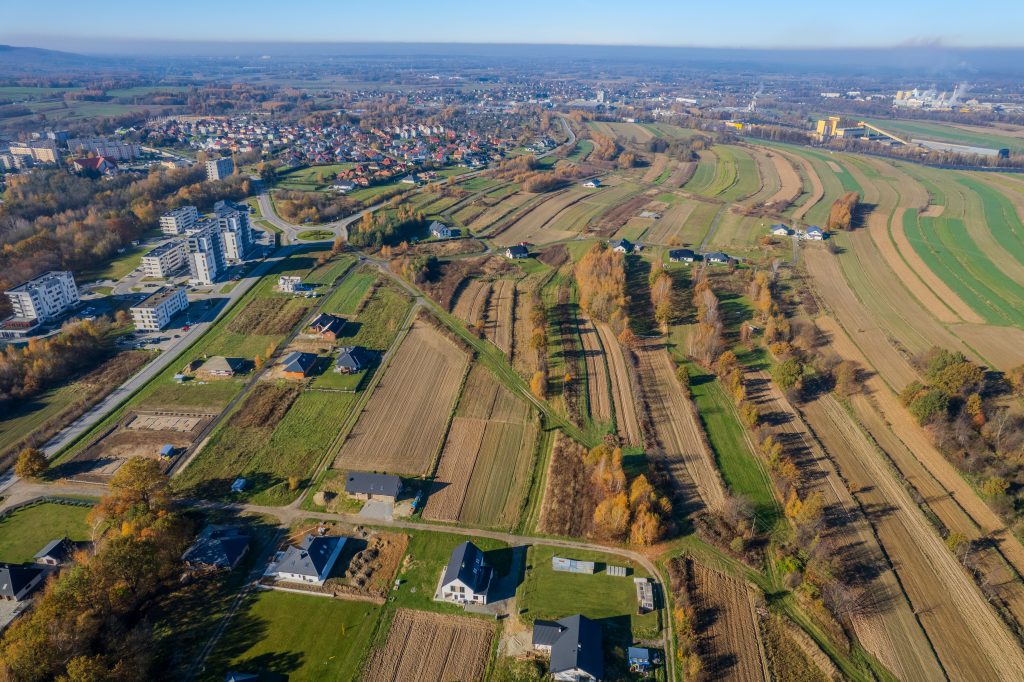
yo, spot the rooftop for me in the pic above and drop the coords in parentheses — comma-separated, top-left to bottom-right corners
(7, 270, 73, 293)
(133, 287, 186, 309)
(345, 471, 402, 497)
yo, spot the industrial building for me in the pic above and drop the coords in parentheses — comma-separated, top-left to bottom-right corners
(130, 287, 189, 331)
(141, 240, 187, 279)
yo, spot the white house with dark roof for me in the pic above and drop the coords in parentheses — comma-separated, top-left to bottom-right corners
(267, 535, 345, 586)
(345, 472, 401, 503)
(805, 225, 825, 240)
(532, 614, 604, 681)
(33, 538, 75, 567)
(0, 564, 46, 602)
(505, 245, 529, 259)
(429, 221, 453, 239)
(439, 541, 492, 605)
(771, 224, 791, 236)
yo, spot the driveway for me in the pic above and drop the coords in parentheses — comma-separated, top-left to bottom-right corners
(358, 499, 394, 521)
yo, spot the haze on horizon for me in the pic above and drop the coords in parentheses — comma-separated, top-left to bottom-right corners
(2, 0, 1023, 53)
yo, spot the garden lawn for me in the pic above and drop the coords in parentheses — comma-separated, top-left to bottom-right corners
(517, 544, 660, 639)
(0, 502, 93, 563)
(201, 590, 381, 682)
(322, 268, 377, 315)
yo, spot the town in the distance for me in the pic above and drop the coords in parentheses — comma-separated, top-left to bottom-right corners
(1, 12, 1024, 682)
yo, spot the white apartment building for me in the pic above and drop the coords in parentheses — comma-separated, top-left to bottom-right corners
(214, 200, 253, 262)
(4, 271, 80, 322)
(160, 206, 200, 236)
(141, 241, 187, 279)
(206, 156, 234, 181)
(9, 140, 60, 165)
(185, 223, 225, 285)
(66, 137, 141, 161)
(130, 287, 188, 331)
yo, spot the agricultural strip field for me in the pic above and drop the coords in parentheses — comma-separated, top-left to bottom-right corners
(594, 322, 641, 446)
(644, 197, 698, 245)
(450, 279, 491, 323)
(175, 384, 358, 505)
(801, 394, 1024, 681)
(778, 148, 824, 222)
(643, 153, 670, 183)
(742, 147, 782, 207)
(633, 340, 726, 512)
(689, 561, 767, 682)
(468, 192, 534, 231)
(363, 609, 494, 682)
(322, 265, 377, 315)
(484, 279, 515, 354)
(333, 321, 470, 476)
(511, 276, 544, 378)
(684, 149, 720, 195)
(490, 188, 589, 246)
(422, 365, 538, 528)
(588, 121, 655, 142)
(578, 315, 611, 424)
(745, 370, 945, 681)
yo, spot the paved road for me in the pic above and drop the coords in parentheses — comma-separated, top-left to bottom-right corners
(0, 248, 292, 495)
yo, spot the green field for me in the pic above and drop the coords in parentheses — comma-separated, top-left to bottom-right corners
(202, 590, 381, 682)
(331, 282, 412, 351)
(295, 229, 335, 241)
(517, 544, 660, 639)
(0, 502, 93, 563)
(304, 255, 355, 286)
(322, 267, 377, 315)
(275, 163, 355, 191)
(716, 146, 760, 202)
(688, 369, 780, 531)
(860, 118, 1024, 154)
(565, 139, 594, 163)
(684, 149, 719, 195)
(175, 388, 358, 505)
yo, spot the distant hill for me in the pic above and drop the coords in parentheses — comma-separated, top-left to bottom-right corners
(0, 44, 101, 72)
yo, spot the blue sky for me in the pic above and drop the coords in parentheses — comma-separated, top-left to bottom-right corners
(2, 0, 1022, 51)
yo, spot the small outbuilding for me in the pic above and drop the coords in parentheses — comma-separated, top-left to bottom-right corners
(33, 538, 75, 567)
(552, 556, 596, 574)
(582, 179, 601, 188)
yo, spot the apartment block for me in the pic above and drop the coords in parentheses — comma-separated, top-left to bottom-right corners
(185, 222, 226, 285)
(130, 287, 188, 331)
(66, 137, 141, 162)
(9, 140, 60, 165)
(141, 241, 187, 279)
(160, 206, 200, 236)
(4, 271, 80, 322)
(213, 200, 253, 262)
(205, 156, 234, 181)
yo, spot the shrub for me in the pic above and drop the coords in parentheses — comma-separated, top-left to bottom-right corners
(909, 389, 949, 425)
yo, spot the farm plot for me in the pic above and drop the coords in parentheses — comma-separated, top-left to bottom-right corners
(226, 296, 311, 337)
(665, 161, 697, 188)
(469, 192, 535, 232)
(742, 148, 782, 207)
(578, 315, 611, 423)
(491, 188, 589, 246)
(745, 370, 944, 681)
(363, 609, 494, 682)
(684, 149, 719, 195)
(588, 121, 655, 143)
(588, 191, 654, 237)
(633, 340, 726, 512)
(764, 149, 802, 209)
(780, 148, 824, 222)
(689, 561, 767, 682)
(422, 365, 537, 528)
(643, 154, 670, 183)
(716, 146, 761, 203)
(802, 394, 1024, 682)
(679, 201, 722, 246)
(450, 279, 491, 323)
(63, 410, 213, 483)
(644, 198, 699, 245)
(511, 277, 544, 378)
(594, 322, 641, 446)
(484, 279, 515, 354)
(334, 321, 470, 476)
(550, 182, 645, 235)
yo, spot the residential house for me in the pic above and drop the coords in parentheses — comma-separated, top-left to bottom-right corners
(279, 351, 318, 379)
(268, 534, 345, 586)
(532, 614, 604, 681)
(806, 226, 825, 240)
(582, 179, 601, 188)
(705, 251, 731, 264)
(308, 313, 345, 341)
(400, 173, 421, 185)
(344, 472, 402, 503)
(668, 248, 697, 263)
(33, 538, 75, 567)
(429, 221, 453, 239)
(198, 356, 245, 377)
(0, 564, 46, 602)
(505, 245, 529, 259)
(609, 239, 633, 254)
(335, 346, 372, 374)
(440, 541, 492, 605)
(771, 224, 791, 236)
(72, 156, 118, 176)
(183, 525, 250, 570)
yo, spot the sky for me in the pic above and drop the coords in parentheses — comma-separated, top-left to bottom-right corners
(2, 0, 1023, 52)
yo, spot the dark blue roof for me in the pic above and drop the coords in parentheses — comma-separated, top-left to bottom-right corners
(281, 351, 317, 375)
(544, 614, 604, 679)
(442, 541, 491, 592)
(506, 245, 529, 257)
(345, 471, 401, 497)
(183, 525, 250, 568)
(335, 346, 371, 371)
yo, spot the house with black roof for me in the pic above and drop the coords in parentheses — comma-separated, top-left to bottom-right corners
(33, 537, 75, 567)
(334, 346, 373, 374)
(505, 245, 529, 259)
(668, 248, 697, 263)
(0, 563, 46, 602)
(280, 351, 318, 379)
(440, 541, 493, 605)
(183, 525, 250, 570)
(344, 471, 402, 503)
(705, 251, 732, 264)
(308, 312, 345, 341)
(267, 534, 345, 586)
(532, 614, 604, 681)
(609, 238, 633, 254)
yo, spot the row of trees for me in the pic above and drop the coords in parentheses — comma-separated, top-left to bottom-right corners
(574, 243, 629, 332)
(0, 459, 193, 680)
(825, 191, 860, 231)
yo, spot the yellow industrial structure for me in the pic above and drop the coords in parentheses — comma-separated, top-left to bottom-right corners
(814, 117, 909, 145)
